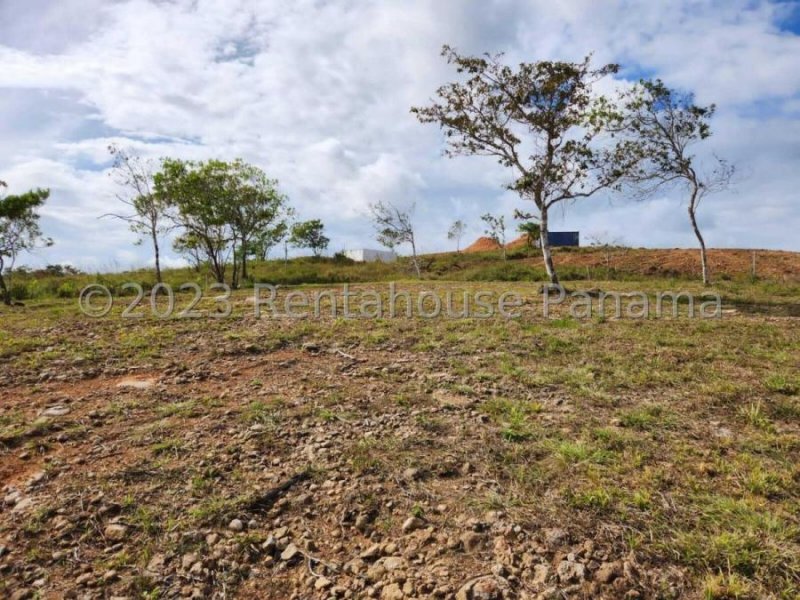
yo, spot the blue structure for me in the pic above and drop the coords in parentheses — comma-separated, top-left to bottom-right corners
(548, 231, 580, 247)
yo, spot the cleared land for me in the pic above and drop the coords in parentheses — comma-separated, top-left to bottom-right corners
(1, 262, 799, 599)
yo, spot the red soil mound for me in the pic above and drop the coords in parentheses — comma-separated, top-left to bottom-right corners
(464, 236, 501, 252)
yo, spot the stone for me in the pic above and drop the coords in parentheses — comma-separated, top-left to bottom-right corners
(228, 519, 244, 532)
(382, 556, 405, 571)
(460, 531, 486, 552)
(594, 561, 621, 584)
(532, 564, 550, 586)
(401, 516, 425, 533)
(116, 378, 155, 389)
(280, 543, 302, 562)
(40, 405, 71, 417)
(403, 467, 421, 480)
(455, 575, 505, 600)
(556, 559, 586, 584)
(543, 528, 568, 549)
(360, 544, 381, 560)
(381, 583, 404, 600)
(103, 524, 128, 541)
(146, 553, 167, 574)
(314, 577, 332, 590)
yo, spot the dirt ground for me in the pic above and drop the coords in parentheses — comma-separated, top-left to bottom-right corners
(1, 282, 799, 599)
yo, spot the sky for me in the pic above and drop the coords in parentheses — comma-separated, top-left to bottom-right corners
(1, 0, 799, 271)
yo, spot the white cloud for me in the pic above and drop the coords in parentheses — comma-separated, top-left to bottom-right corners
(1, 0, 799, 270)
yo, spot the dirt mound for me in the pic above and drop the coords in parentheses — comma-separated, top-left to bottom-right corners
(464, 236, 501, 252)
(506, 235, 530, 251)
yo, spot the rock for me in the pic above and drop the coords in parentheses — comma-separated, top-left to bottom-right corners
(146, 553, 167, 574)
(543, 528, 568, 549)
(382, 556, 405, 571)
(595, 561, 621, 584)
(228, 519, 244, 532)
(116, 378, 156, 389)
(460, 531, 486, 552)
(10, 589, 33, 600)
(182, 553, 199, 570)
(354, 514, 371, 531)
(11, 497, 34, 513)
(314, 577, 332, 590)
(360, 544, 381, 560)
(261, 536, 276, 553)
(455, 575, 506, 600)
(273, 526, 288, 539)
(381, 583, 404, 600)
(40, 405, 70, 417)
(532, 564, 550, 587)
(556, 559, 586, 584)
(280, 543, 302, 562)
(401, 516, 425, 533)
(403, 467, 421, 480)
(103, 524, 128, 541)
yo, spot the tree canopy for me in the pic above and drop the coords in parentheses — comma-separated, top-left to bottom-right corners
(0, 183, 53, 305)
(413, 46, 643, 284)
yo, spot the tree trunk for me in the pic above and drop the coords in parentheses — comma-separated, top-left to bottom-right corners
(152, 230, 162, 284)
(241, 238, 248, 281)
(231, 240, 240, 289)
(0, 263, 11, 306)
(688, 192, 710, 286)
(539, 208, 559, 286)
(410, 236, 421, 279)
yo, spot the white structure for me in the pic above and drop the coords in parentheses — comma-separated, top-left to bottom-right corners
(344, 248, 397, 263)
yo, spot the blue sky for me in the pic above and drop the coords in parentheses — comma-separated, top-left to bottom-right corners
(1, 0, 799, 270)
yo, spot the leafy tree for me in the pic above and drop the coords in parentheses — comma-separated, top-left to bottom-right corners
(518, 221, 541, 250)
(369, 201, 421, 278)
(172, 231, 205, 272)
(289, 219, 329, 257)
(412, 46, 641, 285)
(155, 159, 235, 284)
(447, 219, 467, 252)
(623, 80, 733, 286)
(104, 145, 171, 283)
(0, 182, 53, 305)
(250, 220, 289, 261)
(481, 213, 507, 260)
(225, 161, 287, 282)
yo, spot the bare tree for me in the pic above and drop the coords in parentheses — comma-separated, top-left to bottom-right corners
(369, 201, 421, 278)
(481, 213, 507, 260)
(104, 145, 171, 282)
(623, 80, 734, 285)
(587, 231, 627, 279)
(412, 46, 642, 286)
(447, 219, 467, 252)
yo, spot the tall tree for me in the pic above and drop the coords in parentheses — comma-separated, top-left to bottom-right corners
(225, 160, 287, 282)
(623, 80, 733, 286)
(447, 219, 467, 252)
(0, 182, 53, 305)
(155, 159, 235, 284)
(412, 46, 641, 285)
(481, 213, 507, 260)
(289, 219, 329, 257)
(104, 145, 170, 283)
(369, 201, 421, 278)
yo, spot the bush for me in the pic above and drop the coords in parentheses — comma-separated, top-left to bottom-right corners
(56, 281, 79, 298)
